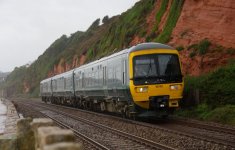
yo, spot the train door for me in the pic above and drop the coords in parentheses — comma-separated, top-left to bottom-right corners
(81, 72, 85, 96)
(103, 66, 108, 97)
(72, 71, 75, 97)
(122, 58, 129, 100)
(123, 59, 127, 85)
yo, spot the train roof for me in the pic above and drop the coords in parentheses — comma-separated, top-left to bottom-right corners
(40, 77, 52, 84)
(74, 48, 129, 72)
(74, 43, 174, 72)
(52, 69, 74, 80)
(41, 43, 175, 81)
(128, 42, 174, 53)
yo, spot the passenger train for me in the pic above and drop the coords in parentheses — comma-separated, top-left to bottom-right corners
(40, 43, 184, 118)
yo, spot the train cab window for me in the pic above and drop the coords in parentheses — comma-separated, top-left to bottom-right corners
(133, 54, 182, 85)
(158, 55, 181, 76)
(134, 57, 156, 77)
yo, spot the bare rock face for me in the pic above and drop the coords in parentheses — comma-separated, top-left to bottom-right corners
(170, 0, 235, 48)
(48, 54, 86, 77)
(179, 49, 234, 76)
(169, 0, 235, 76)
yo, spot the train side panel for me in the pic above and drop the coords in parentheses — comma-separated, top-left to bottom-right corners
(73, 51, 131, 112)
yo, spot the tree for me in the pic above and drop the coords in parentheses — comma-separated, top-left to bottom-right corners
(102, 15, 109, 24)
(87, 18, 100, 31)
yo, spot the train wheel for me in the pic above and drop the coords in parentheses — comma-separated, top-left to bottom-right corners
(124, 107, 131, 119)
(124, 105, 136, 120)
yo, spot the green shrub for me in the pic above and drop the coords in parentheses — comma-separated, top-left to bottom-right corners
(226, 47, 235, 55)
(87, 18, 100, 31)
(213, 45, 224, 52)
(183, 75, 204, 93)
(200, 62, 235, 107)
(146, 32, 156, 42)
(102, 15, 109, 24)
(187, 44, 198, 51)
(198, 39, 211, 55)
(176, 45, 184, 51)
(180, 29, 189, 38)
(184, 62, 235, 108)
(86, 48, 95, 60)
(189, 51, 196, 58)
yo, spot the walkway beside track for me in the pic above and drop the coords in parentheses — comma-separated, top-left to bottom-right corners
(0, 98, 19, 150)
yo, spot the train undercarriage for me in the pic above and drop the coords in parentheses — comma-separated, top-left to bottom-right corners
(42, 95, 174, 119)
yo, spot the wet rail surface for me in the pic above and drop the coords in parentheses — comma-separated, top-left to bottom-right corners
(14, 99, 235, 150)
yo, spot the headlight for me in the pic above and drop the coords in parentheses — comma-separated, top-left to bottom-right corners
(135, 87, 148, 93)
(170, 85, 181, 90)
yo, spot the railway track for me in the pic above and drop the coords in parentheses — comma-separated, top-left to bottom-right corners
(16, 101, 175, 150)
(170, 117, 235, 135)
(16, 102, 107, 150)
(14, 99, 235, 149)
(41, 101, 235, 148)
(45, 114, 110, 150)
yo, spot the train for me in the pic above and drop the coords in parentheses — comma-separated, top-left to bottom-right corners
(40, 42, 184, 118)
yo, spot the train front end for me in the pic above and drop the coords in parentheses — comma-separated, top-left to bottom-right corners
(128, 43, 184, 117)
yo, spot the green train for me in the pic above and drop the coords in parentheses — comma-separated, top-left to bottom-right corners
(40, 42, 184, 118)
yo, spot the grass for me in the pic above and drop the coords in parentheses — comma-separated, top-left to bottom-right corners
(176, 45, 184, 51)
(213, 45, 224, 53)
(187, 44, 198, 51)
(175, 104, 235, 125)
(187, 39, 211, 57)
(203, 105, 235, 125)
(155, 0, 184, 43)
(198, 39, 211, 55)
(180, 29, 189, 38)
(151, 0, 169, 34)
(189, 51, 196, 58)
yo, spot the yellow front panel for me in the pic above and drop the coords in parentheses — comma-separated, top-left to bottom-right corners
(129, 49, 184, 109)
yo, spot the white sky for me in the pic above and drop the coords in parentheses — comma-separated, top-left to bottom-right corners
(0, 0, 139, 72)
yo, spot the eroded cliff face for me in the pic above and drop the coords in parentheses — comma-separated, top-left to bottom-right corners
(48, 54, 87, 77)
(179, 48, 235, 76)
(170, 0, 235, 75)
(170, 0, 235, 47)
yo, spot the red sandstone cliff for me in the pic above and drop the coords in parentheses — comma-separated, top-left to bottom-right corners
(52, 0, 235, 76)
(170, 0, 235, 75)
(170, 0, 235, 48)
(48, 54, 86, 77)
